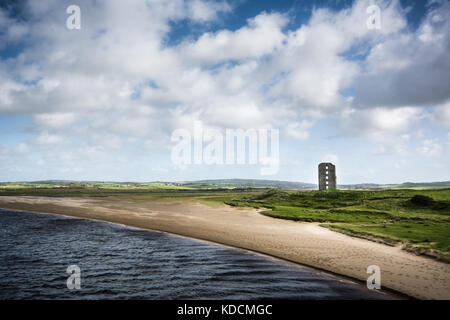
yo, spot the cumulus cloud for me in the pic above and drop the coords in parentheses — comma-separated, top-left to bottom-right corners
(338, 106, 424, 156)
(285, 121, 314, 140)
(339, 107, 423, 139)
(0, 0, 449, 179)
(0, 0, 434, 127)
(417, 139, 443, 156)
(187, 0, 231, 22)
(34, 113, 77, 129)
(371, 134, 410, 156)
(179, 13, 287, 63)
(35, 131, 66, 145)
(353, 1, 450, 108)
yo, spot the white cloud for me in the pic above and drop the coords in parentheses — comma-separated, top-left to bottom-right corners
(35, 132, 66, 145)
(34, 113, 77, 129)
(285, 121, 314, 140)
(339, 107, 422, 139)
(0, 0, 449, 180)
(187, 0, 231, 22)
(417, 139, 443, 156)
(339, 106, 422, 155)
(353, 1, 450, 108)
(179, 12, 287, 64)
(371, 134, 410, 156)
(15, 143, 30, 154)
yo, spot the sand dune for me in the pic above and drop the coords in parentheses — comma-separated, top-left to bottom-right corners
(0, 196, 449, 299)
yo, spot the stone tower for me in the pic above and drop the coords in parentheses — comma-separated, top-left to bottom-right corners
(318, 162, 336, 190)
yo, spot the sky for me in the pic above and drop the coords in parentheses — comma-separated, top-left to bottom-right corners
(0, 0, 449, 184)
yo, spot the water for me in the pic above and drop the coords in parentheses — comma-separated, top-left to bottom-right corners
(0, 209, 399, 300)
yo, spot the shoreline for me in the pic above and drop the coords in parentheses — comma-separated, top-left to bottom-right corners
(0, 206, 407, 300)
(0, 196, 449, 300)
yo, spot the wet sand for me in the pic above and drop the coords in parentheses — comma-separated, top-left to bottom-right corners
(0, 196, 449, 299)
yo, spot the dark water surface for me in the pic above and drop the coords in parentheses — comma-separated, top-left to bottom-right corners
(0, 209, 400, 300)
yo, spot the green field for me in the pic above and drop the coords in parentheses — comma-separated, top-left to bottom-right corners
(0, 181, 212, 190)
(1, 181, 449, 262)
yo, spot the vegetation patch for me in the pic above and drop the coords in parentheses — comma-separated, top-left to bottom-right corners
(227, 189, 450, 262)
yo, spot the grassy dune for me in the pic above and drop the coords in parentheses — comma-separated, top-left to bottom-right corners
(225, 189, 450, 262)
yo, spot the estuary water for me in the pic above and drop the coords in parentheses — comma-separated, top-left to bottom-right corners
(0, 209, 399, 300)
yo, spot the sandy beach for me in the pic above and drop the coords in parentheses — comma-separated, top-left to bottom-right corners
(0, 195, 449, 300)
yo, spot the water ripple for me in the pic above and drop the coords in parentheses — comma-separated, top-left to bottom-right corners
(0, 209, 399, 300)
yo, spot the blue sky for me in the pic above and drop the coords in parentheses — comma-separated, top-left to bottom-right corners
(0, 0, 449, 184)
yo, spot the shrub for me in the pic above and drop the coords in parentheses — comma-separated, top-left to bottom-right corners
(410, 195, 434, 206)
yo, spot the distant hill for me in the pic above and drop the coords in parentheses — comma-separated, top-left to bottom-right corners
(340, 181, 450, 190)
(182, 179, 450, 190)
(2, 179, 450, 191)
(401, 181, 450, 186)
(181, 179, 316, 190)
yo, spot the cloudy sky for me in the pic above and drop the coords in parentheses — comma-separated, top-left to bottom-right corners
(0, 0, 449, 184)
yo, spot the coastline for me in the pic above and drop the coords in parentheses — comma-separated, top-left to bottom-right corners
(0, 196, 449, 300)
